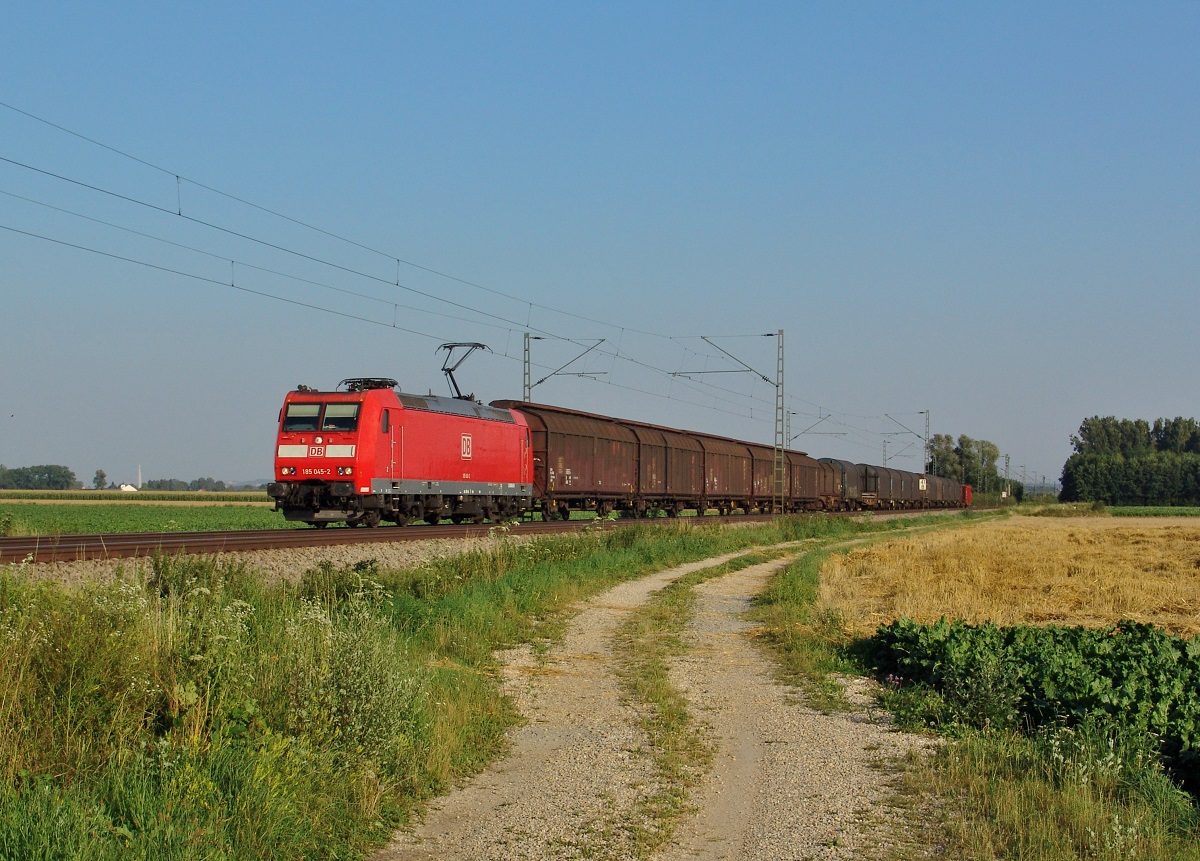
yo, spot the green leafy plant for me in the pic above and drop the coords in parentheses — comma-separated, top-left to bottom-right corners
(871, 618, 1200, 792)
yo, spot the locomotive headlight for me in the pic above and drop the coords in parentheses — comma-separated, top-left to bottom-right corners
(336, 466, 354, 476)
(315, 436, 324, 445)
(280, 466, 296, 476)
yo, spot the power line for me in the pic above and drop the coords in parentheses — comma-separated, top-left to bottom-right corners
(0, 98, 674, 337)
(0, 154, 541, 335)
(0, 187, 517, 334)
(0, 101, 935, 447)
(0, 221, 448, 343)
(0, 154, 793, 417)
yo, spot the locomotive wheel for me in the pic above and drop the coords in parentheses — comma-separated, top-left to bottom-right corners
(362, 510, 381, 528)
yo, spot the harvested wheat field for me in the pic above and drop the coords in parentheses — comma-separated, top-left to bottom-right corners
(820, 516, 1200, 636)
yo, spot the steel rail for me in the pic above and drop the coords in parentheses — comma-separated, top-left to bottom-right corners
(0, 521, 585, 564)
(0, 508, 963, 565)
(0, 515, 709, 564)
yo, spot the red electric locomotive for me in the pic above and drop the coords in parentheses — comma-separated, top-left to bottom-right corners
(268, 378, 533, 526)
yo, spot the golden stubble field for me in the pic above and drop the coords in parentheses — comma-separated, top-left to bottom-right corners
(820, 516, 1200, 636)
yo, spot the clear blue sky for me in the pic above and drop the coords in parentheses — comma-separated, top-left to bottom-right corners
(2, 2, 1196, 488)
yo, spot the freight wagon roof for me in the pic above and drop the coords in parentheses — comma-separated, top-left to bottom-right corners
(491, 400, 809, 456)
(494, 400, 636, 441)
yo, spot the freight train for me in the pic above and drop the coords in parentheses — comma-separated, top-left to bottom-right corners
(267, 378, 971, 527)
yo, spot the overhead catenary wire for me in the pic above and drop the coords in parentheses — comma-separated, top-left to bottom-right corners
(0, 152, 784, 418)
(0, 187, 518, 335)
(0, 101, 931, 451)
(0, 221, 448, 343)
(2, 160, 802, 427)
(0, 98, 673, 338)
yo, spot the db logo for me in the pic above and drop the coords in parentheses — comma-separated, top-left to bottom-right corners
(308, 446, 325, 457)
(460, 434, 473, 460)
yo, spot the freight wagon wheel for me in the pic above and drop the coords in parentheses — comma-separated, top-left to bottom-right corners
(425, 511, 442, 525)
(558, 505, 571, 521)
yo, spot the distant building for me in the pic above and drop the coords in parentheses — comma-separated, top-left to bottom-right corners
(119, 484, 138, 492)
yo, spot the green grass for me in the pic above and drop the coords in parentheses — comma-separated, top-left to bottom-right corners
(749, 547, 864, 711)
(0, 504, 297, 536)
(1019, 501, 1109, 517)
(883, 721, 1200, 860)
(0, 509, 987, 860)
(0, 515, 872, 859)
(1015, 502, 1200, 518)
(0, 490, 269, 503)
(1111, 506, 1200, 517)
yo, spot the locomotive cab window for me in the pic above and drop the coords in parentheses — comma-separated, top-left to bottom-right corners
(322, 403, 360, 431)
(282, 403, 320, 432)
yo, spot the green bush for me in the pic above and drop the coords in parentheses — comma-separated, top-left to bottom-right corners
(870, 618, 1200, 792)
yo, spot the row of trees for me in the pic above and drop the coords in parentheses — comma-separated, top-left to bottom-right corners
(1060, 416, 1200, 505)
(926, 434, 1022, 499)
(142, 477, 230, 492)
(1070, 416, 1200, 459)
(1, 466, 239, 492)
(0, 464, 78, 490)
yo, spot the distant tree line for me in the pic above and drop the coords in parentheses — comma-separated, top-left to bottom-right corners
(1060, 416, 1200, 505)
(0, 464, 79, 490)
(926, 434, 1022, 500)
(0, 465, 244, 492)
(142, 477, 230, 492)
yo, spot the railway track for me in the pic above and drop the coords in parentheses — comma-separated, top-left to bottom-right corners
(0, 508, 961, 565)
(1, 514, 775, 565)
(0, 518, 622, 565)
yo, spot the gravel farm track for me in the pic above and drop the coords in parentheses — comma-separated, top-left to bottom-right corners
(4, 514, 941, 858)
(374, 546, 933, 861)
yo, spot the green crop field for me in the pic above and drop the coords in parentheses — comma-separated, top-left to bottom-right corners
(0, 490, 270, 503)
(1112, 505, 1200, 517)
(0, 503, 297, 535)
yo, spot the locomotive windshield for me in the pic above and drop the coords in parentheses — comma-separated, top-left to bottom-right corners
(281, 402, 360, 432)
(322, 403, 359, 431)
(282, 403, 320, 431)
